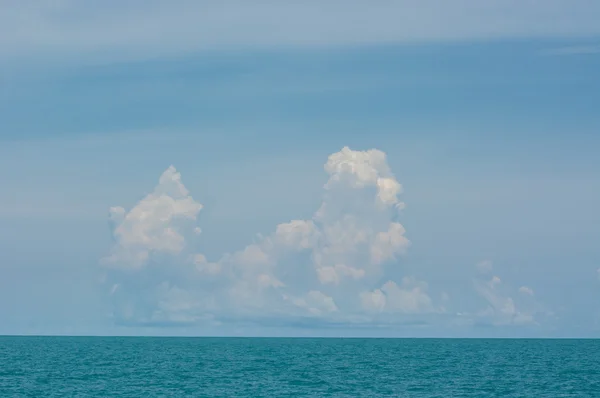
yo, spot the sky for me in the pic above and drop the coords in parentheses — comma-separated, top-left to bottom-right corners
(1, 0, 599, 337)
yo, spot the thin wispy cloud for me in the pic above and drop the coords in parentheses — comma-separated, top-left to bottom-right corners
(3, 1, 600, 64)
(540, 45, 600, 55)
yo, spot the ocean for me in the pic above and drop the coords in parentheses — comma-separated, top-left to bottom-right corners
(1, 337, 599, 396)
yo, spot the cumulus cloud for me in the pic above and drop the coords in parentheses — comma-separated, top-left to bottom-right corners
(103, 166, 203, 270)
(101, 147, 425, 327)
(473, 273, 536, 326)
(360, 277, 436, 315)
(476, 260, 493, 274)
(292, 291, 338, 317)
(519, 286, 534, 296)
(470, 261, 539, 326)
(101, 147, 551, 331)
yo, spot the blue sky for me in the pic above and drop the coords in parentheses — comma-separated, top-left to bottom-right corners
(1, 1, 599, 337)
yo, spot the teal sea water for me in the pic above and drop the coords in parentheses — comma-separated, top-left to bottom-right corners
(1, 337, 599, 397)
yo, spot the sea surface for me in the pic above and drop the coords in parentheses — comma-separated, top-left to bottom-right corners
(1, 337, 599, 397)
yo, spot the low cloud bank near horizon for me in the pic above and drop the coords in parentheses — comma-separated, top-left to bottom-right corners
(101, 147, 544, 329)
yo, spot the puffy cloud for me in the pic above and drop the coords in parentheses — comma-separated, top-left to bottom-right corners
(371, 223, 409, 265)
(193, 254, 221, 276)
(519, 286, 534, 296)
(309, 147, 409, 283)
(322, 147, 404, 209)
(273, 220, 319, 250)
(473, 275, 536, 326)
(360, 277, 435, 315)
(317, 264, 365, 285)
(215, 147, 412, 320)
(490, 276, 502, 287)
(103, 166, 203, 270)
(476, 260, 493, 274)
(360, 289, 387, 313)
(292, 291, 338, 317)
(458, 262, 554, 329)
(467, 261, 540, 326)
(101, 166, 207, 325)
(100, 146, 546, 330)
(101, 147, 419, 326)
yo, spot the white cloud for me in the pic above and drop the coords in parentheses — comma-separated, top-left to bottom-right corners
(217, 147, 411, 319)
(3, 1, 600, 64)
(103, 165, 203, 270)
(101, 146, 547, 330)
(360, 289, 387, 313)
(360, 277, 436, 315)
(371, 223, 409, 265)
(316, 264, 365, 285)
(310, 147, 410, 282)
(273, 220, 319, 250)
(322, 147, 404, 209)
(476, 260, 493, 274)
(292, 291, 338, 317)
(490, 276, 502, 287)
(193, 254, 221, 276)
(473, 275, 536, 326)
(102, 147, 418, 326)
(519, 286, 535, 296)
